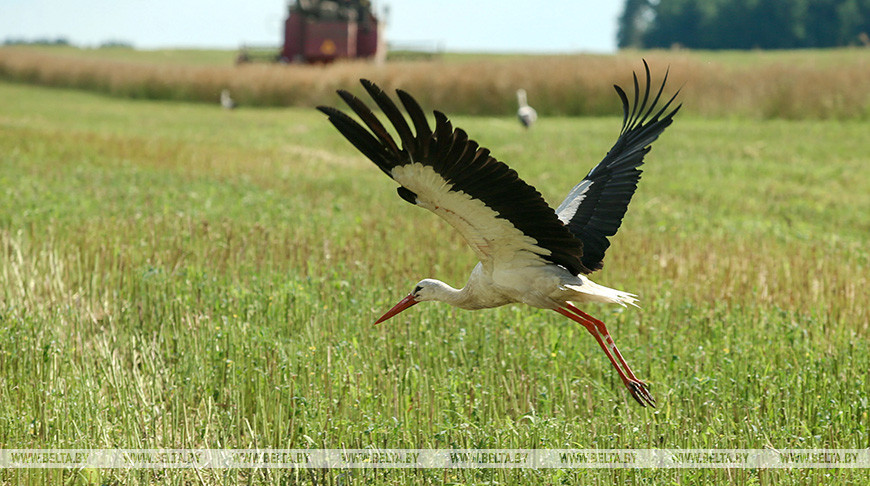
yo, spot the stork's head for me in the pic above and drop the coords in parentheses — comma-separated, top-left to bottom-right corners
(374, 279, 444, 324)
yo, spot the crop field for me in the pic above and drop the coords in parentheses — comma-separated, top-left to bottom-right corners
(1, 48, 869, 484)
(2, 46, 870, 119)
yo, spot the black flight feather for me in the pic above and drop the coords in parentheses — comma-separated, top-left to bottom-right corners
(318, 80, 589, 275)
(556, 60, 681, 272)
(319, 63, 680, 276)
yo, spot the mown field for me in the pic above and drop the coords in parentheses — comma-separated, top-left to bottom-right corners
(0, 48, 869, 485)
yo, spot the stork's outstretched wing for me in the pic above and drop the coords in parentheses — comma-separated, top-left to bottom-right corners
(318, 80, 588, 275)
(556, 60, 681, 273)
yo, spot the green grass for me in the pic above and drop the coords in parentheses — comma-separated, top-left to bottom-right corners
(1, 79, 868, 485)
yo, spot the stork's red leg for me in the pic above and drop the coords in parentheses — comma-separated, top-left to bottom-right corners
(555, 307, 624, 379)
(555, 307, 655, 407)
(565, 303, 643, 383)
(563, 305, 655, 407)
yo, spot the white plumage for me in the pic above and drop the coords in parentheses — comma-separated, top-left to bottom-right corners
(389, 164, 633, 311)
(318, 61, 680, 407)
(220, 89, 236, 110)
(516, 88, 537, 128)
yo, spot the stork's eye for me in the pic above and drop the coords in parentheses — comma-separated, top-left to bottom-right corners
(413, 285, 422, 294)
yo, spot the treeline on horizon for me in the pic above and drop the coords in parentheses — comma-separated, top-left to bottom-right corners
(3, 37, 134, 49)
(619, 0, 870, 49)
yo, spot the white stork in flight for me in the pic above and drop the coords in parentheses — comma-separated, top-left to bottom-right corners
(516, 88, 537, 128)
(318, 61, 680, 407)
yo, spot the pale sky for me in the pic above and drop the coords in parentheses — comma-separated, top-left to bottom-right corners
(0, 1, 622, 53)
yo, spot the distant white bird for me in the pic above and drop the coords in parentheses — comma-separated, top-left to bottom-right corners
(318, 61, 680, 407)
(221, 89, 236, 110)
(516, 88, 537, 129)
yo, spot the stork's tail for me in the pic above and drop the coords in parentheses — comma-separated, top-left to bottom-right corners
(564, 280, 639, 308)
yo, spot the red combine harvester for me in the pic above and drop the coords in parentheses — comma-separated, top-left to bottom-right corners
(280, 0, 383, 63)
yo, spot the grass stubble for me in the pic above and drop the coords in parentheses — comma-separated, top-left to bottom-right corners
(0, 52, 868, 485)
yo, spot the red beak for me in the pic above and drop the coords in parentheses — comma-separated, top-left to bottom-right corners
(374, 293, 419, 325)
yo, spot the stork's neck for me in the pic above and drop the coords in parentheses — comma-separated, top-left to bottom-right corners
(424, 268, 509, 311)
(516, 89, 528, 108)
(424, 279, 473, 308)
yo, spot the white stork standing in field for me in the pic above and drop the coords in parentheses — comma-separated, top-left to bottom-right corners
(318, 61, 680, 407)
(221, 89, 236, 110)
(516, 88, 537, 128)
